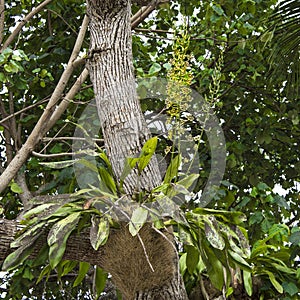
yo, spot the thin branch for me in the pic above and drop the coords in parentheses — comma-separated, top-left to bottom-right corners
(0, 97, 50, 125)
(0, 15, 89, 193)
(47, 8, 79, 37)
(8, 90, 18, 149)
(134, 28, 173, 35)
(1, 0, 53, 52)
(136, 232, 155, 272)
(0, 0, 4, 46)
(46, 68, 89, 131)
(131, 0, 169, 29)
(15, 173, 33, 210)
(0, 95, 13, 163)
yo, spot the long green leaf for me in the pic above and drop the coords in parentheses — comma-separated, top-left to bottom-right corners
(11, 221, 46, 248)
(39, 159, 77, 169)
(202, 242, 224, 291)
(204, 215, 225, 250)
(243, 270, 253, 296)
(228, 249, 251, 271)
(95, 267, 108, 298)
(164, 154, 181, 184)
(186, 245, 200, 275)
(138, 136, 158, 173)
(90, 216, 110, 250)
(47, 212, 81, 268)
(98, 167, 117, 194)
(2, 234, 41, 271)
(265, 270, 283, 293)
(73, 262, 90, 287)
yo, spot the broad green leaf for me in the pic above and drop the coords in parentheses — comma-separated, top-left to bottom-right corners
(90, 216, 110, 250)
(226, 287, 234, 297)
(10, 182, 23, 194)
(48, 212, 81, 246)
(149, 62, 161, 75)
(269, 262, 294, 275)
(138, 137, 158, 173)
(73, 262, 90, 287)
(186, 245, 200, 275)
(192, 207, 246, 225)
(22, 203, 62, 220)
(48, 212, 81, 268)
(212, 4, 225, 16)
(95, 267, 108, 298)
(78, 158, 98, 172)
(0, 72, 5, 82)
(99, 151, 113, 174)
(202, 242, 224, 290)
(282, 281, 298, 296)
(204, 216, 225, 250)
(129, 207, 148, 236)
(243, 270, 253, 296)
(120, 157, 139, 187)
(164, 154, 181, 184)
(61, 260, 78, 277)
(289, 231, 300, 246)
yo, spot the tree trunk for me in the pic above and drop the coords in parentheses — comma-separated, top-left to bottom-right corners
(86, 0, 188, 299)
(87, 0, 161, 194)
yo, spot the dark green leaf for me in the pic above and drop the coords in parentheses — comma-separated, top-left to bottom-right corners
(95, 267, 108, 298)
(186, 245, 199, 275)
(73, 262, 90, 287)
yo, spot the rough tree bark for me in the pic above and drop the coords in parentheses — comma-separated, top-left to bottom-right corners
(85, 0, 188, 299)
(87, 0, 161, 193)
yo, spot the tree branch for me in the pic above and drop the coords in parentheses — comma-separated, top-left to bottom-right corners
(0, 0, 4, 46)
(15, 173, 33, 210)
(0, 95, 13, 163)
(1, 0, 53, 52)
(131, 0, 168, 29)
(0, 15, 89, 193)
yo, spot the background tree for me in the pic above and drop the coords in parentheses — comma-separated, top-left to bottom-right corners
(0, 0, 299, 299)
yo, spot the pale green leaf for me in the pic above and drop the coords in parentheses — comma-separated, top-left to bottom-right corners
(10, 182, 23, 194)
(265, 271, 283, 293)
(90, 216, 110, 250)
(129, 207, 148, 236)
(39, 159, 77, 169)
(138, 137, 158, 173)
(243, 270, 253, 296)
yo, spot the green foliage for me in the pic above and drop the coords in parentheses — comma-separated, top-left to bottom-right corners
(1, 0, 299, 298)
